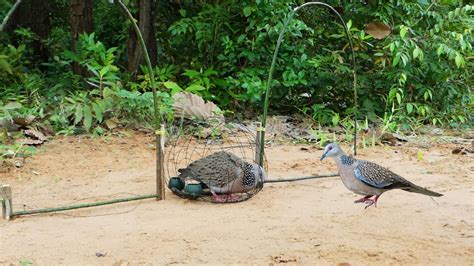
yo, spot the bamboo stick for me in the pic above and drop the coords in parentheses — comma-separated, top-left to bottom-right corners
(11, 194, 159, 218)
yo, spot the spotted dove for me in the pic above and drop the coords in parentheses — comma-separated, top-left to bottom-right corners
(320, 143, 442, 208)
(178, 151, 266, 201)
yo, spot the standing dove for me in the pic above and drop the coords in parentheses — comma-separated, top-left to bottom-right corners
(320, 143, 442, 208)
(178, 151, 266, 202)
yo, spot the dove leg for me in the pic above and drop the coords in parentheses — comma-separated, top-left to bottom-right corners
(364, 195, 381, 209)
(354, 195, 373, 204)
(210, 191, 227, 203)
(224, 194, 240, 202)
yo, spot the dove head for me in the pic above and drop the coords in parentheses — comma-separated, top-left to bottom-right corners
(320, 143, 345, 161)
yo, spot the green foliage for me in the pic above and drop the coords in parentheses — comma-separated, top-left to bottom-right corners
(63, 33, 120, 90)
(164, 0, 472, 129)
(0, 44, 26, 81)
(359, 2, 473, 129)
(0, 101, 22, 125)
(0, 0, 472, 138)
(114, 88, 173, 127)
(56, 89, 113, 132)
(0, 142, 37, 162)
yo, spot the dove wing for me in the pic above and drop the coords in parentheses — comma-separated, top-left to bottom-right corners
(179, 151, 243, 187)
(354, 160, 411, 189)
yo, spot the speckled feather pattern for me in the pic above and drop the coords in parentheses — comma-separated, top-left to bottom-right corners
(355, 160, 409, 189)
(178, 151, 257, 190)
(241, 163, 256, 188)
(329, 145, 442, 197)
(340, 155, 356, 166)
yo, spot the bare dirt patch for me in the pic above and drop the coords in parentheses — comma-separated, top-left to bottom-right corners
(1, 131, 473, 265)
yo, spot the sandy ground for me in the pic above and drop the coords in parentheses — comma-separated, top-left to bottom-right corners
(0, 131, 473, 265)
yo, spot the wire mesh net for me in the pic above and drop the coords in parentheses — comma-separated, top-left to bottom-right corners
(165, 120, 267, 203)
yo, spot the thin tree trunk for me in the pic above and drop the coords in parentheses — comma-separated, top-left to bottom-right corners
(6, 0, 51, 63)
(70, 0, 94, 76)
(127, 0, 157, 75)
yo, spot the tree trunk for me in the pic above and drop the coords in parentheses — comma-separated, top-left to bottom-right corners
(6, 0, 51, 64)
(127, 0, 158, 75)
(70, 0, 94, 76)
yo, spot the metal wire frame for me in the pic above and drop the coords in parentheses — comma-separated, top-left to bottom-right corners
(165, 120, 268, 203)
(259, 1, 359, 167)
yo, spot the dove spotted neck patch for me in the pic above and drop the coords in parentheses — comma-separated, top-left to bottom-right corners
(341, 155, 355, 166)
(242, 163, 256, 188)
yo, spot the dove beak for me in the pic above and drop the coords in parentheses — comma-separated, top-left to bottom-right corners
(320, 151, 327, 161)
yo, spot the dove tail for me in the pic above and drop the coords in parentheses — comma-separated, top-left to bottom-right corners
(402, 184, 443, 197)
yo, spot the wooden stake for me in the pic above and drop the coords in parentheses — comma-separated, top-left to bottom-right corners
(1, 185, 12, 220)
(156, 124, 166, 200)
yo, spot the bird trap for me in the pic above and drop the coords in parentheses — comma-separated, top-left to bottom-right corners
(165, 120, 268, 203)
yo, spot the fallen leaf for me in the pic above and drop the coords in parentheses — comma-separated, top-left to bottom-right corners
(366, 21, 391, 39)
(23, 129, 47, 142)
(452, 147, 467, 155)
(105, 117, 120, 129)
(21, 138, 44, 145)
(172, 92, 224, 122)
(13, 115, 36, 126)
(417, 150, 424, 161)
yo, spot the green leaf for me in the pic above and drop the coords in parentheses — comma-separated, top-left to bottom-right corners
(400, 26, 407, 38)
(396, 93, 402, 105)
(74, 104, 83, 125)
(99, 66, 110, 78)
(399, 73, 407, 85)
(19, 258, 32, 266)
(92, 102, 103, 123)
(436, 45, 443, 56)
(401, 53, 408, 66)
(389, 43, 395, 53)
(183, 69, 200, 78)
(393, 52, 401, 66)
(406, 103, 414, 114)
(163, 81, 182, 95)
(331, 114, 340, 126)
(243, 6, 252, 17)
(455, 53, 464, 68)
(83, 104, 93, 132)
(185, 84, 206, 93)
(413, 47, 420, 59)
(417, 150, 423, 161)
(86, 64, 99, 77)
(2, 102, 22, 110)
(0, 60, 13, 74)
(62, 50, 80, 62)
(103, 87, 115, 98)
